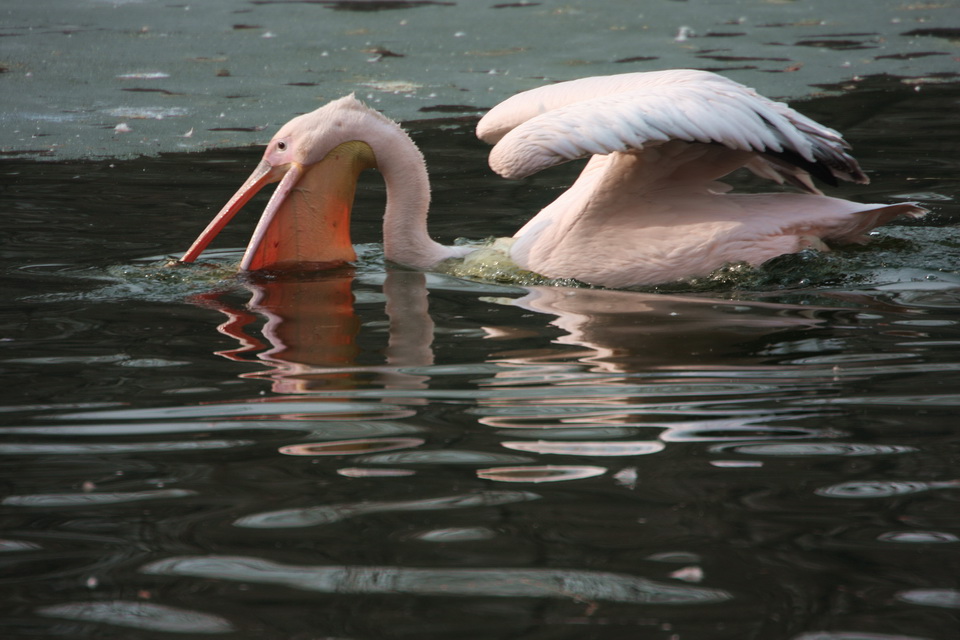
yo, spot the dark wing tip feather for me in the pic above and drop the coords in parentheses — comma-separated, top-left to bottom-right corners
(761, 147, 840, 188)
(755, 111, 869, 188)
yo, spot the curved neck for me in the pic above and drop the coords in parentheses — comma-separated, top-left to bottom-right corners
(367, 122, 458, 269)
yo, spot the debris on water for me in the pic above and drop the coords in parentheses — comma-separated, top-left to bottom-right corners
(116, 72, 170, 80)
(105, 107, 189, 120)
(360, 80, 423, 93)
(675, 26, 695, 42)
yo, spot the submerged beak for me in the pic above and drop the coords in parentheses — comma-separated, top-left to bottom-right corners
(179, 141, 376, 271)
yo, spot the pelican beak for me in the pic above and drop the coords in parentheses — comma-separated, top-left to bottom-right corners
(179, 141, 376, 271)
(179, 159, 280, 265)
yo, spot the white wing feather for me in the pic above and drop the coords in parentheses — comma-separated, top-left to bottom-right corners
(478, 70, 865, 186)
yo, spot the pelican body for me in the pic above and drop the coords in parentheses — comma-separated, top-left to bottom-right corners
(180, 70, 924, 288)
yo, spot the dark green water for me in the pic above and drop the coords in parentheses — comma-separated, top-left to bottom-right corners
(2, 78, 959, 639)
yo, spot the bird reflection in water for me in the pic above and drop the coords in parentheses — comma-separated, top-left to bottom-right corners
(190, 267, 434, 395)
(186, 267, 898, 484)
(475, 286, 875, 470)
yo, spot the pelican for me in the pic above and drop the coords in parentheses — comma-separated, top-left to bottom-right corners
(179, 69, 925, 288)
(179, 94, 469, 272)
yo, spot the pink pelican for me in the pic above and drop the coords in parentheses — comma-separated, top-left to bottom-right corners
(179, 69, 924, 288)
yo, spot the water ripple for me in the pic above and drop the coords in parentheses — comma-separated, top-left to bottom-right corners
(337, 468, 416, 478)
(142, 555, 732, 605)
(713, 443, 917, 457)
(494, 427, 649, 439)
(0, 440, 250, 455)
(501, 440, 664, 457)
(477, 466, 606, 483)
(357, 450, 533, 465)
(37, 601, 233, 634)
(0, 539, 43, 552)
(796, 394, 960, 407)
(793, 632, 936, 640)
(413, 527, 498, 542)
(664, 420, 835, 442)
(815, 480, 960, 498)
(233, 491, 538, 529)
(896, 588, 960, 609)
(1, 420, 422, 438)
(4, 488, 195, 507)
(280, 437, 425, 456)
(53, 401, 415, 421)
(785, 352, 920, 365)
(878, 531, 959, 544)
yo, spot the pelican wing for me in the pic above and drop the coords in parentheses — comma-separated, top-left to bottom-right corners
(478, 70, 866, 188)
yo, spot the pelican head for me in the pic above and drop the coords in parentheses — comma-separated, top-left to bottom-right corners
(180, 95, 380, 271)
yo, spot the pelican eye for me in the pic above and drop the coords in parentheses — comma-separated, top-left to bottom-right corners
(276, 140, 287, 151)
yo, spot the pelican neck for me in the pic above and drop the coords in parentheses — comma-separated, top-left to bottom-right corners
(368, 121, 459, 269)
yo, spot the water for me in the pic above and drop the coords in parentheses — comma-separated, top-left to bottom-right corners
(2, 78, 960, 639)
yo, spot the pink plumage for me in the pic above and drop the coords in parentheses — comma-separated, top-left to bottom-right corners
(181, 70, 925, 288)
(477, 69, 924, 287)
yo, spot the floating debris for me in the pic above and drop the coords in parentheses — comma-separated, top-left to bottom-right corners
(116, 72, 170, 80)
(105, 107, 188, 119)
(360, 80, 422, 92)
